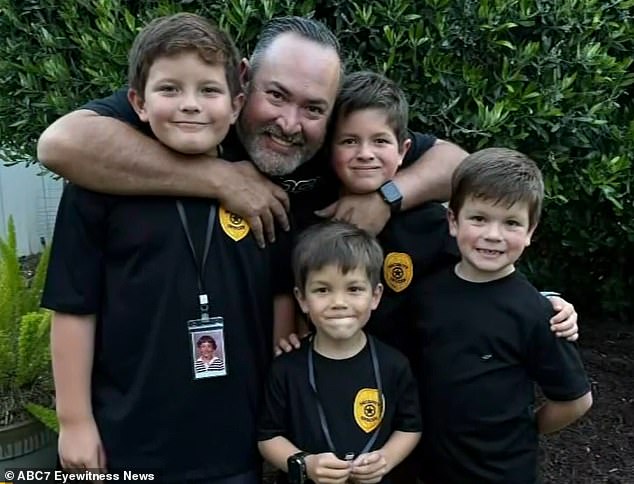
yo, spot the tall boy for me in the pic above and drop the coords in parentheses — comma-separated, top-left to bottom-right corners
(42, 14, 291, 482)
(258, 221, 421, 484)
(413, 148, 592, 484)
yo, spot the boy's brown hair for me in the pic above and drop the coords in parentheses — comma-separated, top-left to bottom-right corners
(292, 221, 384, 295)
(331, 71, 409, 146)
(449, 147, 544, 228)
(128, 13, 241, 99)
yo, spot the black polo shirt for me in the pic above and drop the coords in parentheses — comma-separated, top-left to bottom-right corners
(410, 269, 590, 484)
(82, 88, 437, 231)
(41, 181, 292, 480)
(258, 336, 421, 482)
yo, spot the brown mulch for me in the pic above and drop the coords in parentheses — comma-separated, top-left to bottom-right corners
(539, 320, 634, 483)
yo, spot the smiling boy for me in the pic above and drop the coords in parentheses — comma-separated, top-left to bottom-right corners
(258, 222, 421, 484)
(42, 14, 292, 482)
(412, 148, 592, 484)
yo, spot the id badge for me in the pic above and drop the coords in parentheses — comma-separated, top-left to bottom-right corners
(188, 316, 227, 379)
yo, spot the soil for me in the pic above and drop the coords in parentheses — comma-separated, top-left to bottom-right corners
(539, 320, 634, 483)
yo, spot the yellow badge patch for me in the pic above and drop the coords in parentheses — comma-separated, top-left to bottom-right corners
(383, 252, 413, 292)
(219, 206, 250, 241)
(354, 388, 384, 433)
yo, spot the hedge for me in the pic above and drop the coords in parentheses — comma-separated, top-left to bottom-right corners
(0, 0, 632, 319)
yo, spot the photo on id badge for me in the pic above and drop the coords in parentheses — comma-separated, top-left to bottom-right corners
(189, 317, 227, 379)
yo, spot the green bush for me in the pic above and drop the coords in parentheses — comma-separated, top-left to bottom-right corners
(0, 217, 55, 427)
(0, 0, 632, 319)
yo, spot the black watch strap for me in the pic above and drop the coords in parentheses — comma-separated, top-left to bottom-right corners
(287, 451, 309, 484)
(379, 180, 403, 214)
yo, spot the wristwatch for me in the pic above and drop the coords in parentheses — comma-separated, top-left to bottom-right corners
(287, 451, 309, 484)
(378, 180, 403, 214)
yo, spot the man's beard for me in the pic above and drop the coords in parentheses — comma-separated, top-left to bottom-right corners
(238, 123, 322, 176)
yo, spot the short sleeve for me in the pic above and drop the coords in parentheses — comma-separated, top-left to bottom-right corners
(271, 226, 294, 295)
(392, 356, 422, 432)
(41, 184, 109, 314)
(82, 87, 150, 134)
(402, 131, 437, 167)
(258, 359, 290, 441)
(525, 296, 590, 401)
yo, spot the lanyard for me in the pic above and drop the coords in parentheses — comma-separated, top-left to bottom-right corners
(176, 200, 216, 319)
(307, 335, 383, 457)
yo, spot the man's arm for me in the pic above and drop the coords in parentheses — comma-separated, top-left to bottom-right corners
(37, 110, 289, 246)
(38, 110, 224, 196)
(394, 139, 468, 209)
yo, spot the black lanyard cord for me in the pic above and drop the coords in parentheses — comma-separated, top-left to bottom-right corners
(176, 201, 216, 316)
(308, 335, 384, 457)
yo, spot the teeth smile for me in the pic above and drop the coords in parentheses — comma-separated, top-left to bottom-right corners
(269, 134, 293, 146)
(477, 249, 503, 255)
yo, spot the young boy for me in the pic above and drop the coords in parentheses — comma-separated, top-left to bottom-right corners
(42, 13, 292, 482)
(258, 221, 422, 483)
(412, 148, 592, 484)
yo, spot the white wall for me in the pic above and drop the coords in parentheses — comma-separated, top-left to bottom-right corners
(0, 163, 63, 256)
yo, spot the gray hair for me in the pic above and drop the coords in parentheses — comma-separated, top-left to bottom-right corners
(250, 16, 343, 79)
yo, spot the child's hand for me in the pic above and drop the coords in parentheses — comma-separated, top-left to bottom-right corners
(59, 418, 107, 472)
(305, 452, 351, 484)
(273, 333, 302, 356)
(349, 451, 388, 483)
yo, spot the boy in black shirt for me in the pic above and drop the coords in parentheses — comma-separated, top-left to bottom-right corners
(413, 148, 592, 484)
(42, 14, 292, 482)
(258, 222, 421, 483)
(327, 71, 459, 353)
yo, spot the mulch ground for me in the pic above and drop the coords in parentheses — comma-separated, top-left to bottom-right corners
(539, 320, 634, 483)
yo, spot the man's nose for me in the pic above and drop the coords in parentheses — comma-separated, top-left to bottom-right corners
(276, 105, 302, 136)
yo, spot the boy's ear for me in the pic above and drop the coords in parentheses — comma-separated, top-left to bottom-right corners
(128, 88, 149, 122)
(371, 283, 384, 310)
(239, 58, 251, 91)
(525, 224, 538, 247)
(230, 93, 245, 125)
(400, 138, 412, 156)
(293, 287, 309, 314)
(447, 208, 458, 237)
(397, 138, 412, 167)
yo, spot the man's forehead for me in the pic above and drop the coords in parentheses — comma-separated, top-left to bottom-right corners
(253, 33, 341, 98)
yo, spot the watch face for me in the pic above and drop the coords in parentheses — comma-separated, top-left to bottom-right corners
(381, 181, 402, 203)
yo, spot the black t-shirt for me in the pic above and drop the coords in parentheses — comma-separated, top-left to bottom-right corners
(41, 183, 292, 480)
(410, 269, 590, 484)
(82, 88, 437, 231)
(367, 202, 459, 354)
(258, 336, 421, 481)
